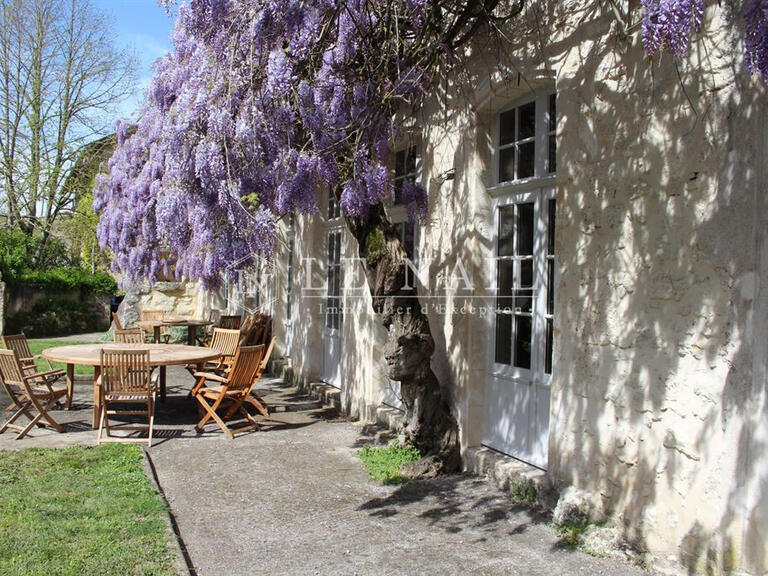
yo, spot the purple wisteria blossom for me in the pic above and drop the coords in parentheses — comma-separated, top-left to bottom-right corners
(95, 0, 438, 287)
(642, 0, 704, 57)
(745, 0, 768, 80)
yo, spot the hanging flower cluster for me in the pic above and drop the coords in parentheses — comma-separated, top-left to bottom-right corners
(96, 0, 441, 287)
(642, 0, 768, 81)
(97, 0, 765, 288)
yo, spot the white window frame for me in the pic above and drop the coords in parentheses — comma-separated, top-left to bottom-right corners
(492, 92, 556, 187)
(487, 90, 557, 384)
(489, 188, 556, 384)
(388, 143, 421, 263)
(324, 188, 344, 336)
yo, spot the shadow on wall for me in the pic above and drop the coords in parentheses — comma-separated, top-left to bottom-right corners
(524, 2, 767, 574)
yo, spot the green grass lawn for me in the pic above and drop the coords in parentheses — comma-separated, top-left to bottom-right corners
(27, 339, 98, 376)
(0, 444, 176, 576)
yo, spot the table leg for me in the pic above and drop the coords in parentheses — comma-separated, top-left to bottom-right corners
(66, 364, 74, 409)
(154, 325, 161, 344)
(92, 365, 101, 429)
(188, 325, 197, 346)
(160, 365, 166, 402)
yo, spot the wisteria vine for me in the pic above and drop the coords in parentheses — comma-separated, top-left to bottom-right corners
(95, 0, 768, 288)
(641, 0, 768, 81)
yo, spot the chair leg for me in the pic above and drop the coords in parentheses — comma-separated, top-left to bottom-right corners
(147, 398, 155, 447)
(16, 412, 43, 439)
(195, 395, 233, 439)
(1, 402, 31, 434)
(31, 396, 64, 433)
(194, 395, 216, 431)
(97, 401, 107, 443)
(188, 376, 207, 399)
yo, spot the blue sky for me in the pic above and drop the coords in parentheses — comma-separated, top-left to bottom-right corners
(92, 0, 176, 121)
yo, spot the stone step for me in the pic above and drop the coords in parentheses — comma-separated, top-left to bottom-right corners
(306, 381, 341, 411)
(465, 445, 555, 508)
(375, 405, 405, 432)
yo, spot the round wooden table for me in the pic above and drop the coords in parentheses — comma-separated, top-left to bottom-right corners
(137, 319, 214, 346)
(42, 343, 221, 429)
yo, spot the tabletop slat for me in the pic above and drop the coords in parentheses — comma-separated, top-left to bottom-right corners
(42, 343, 221, 366)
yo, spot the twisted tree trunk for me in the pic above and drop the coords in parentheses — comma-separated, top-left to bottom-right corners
(345, 204, 461, 474)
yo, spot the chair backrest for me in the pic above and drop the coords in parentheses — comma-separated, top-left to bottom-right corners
(226, 345, 264, 391)
(218, 315, 242, 330)
(209, 328, 241, 358)
(1, 334, 33, 365)
(259, 337, 276, 373)
(141, 310, 165, 322)
(100, 349, 152, 396)
(114, 329, 145, 344)
(0, 349, 25, 389)
(111, 312, 124, 331)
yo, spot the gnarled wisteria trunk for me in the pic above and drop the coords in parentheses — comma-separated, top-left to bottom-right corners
(346, 205, 460, 473)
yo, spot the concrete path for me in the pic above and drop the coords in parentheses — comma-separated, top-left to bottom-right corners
(0, 367, 649, 575)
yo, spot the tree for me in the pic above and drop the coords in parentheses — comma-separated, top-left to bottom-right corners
(59, 133, 118, 272)
(94, 0, 766, 471)
(0, 0, 135, 258)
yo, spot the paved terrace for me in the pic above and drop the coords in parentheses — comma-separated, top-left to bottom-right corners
(0, 365, 650, 575)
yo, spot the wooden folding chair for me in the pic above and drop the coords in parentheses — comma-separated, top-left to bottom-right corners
(111, 312, 124, 331)
(97, 349, 156, 446)
(232, 336, 275, 419)
(141, 310, 171, 343)
(193, 345, 264, 439)
(1, 334, 65, 407)
(114, 328, 145, 344)
(0, 349, 66, 439)
(186, 328, 241, 395)
(218, 315, 242, 330)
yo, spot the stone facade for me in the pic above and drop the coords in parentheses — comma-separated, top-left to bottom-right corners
(149, 3, 766, 574)
(116, 281, 225, 329)
(17, 5, 766, 571)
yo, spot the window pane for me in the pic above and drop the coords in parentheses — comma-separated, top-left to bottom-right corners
(495, 313, 512, 365)
(497, 260, 514, 311)
(547, 260, 555, 315)
(328, 193, 340, 219)
(547, 199, 556, 255)
(406, 146, 418, 174)
(516, 203, 534, 256)
(548, 94, 556, 132)
(513, 315, 532, 369)
(545, 318, 553, 374)
(394, 178, 403, 204)
(548, 135, 556, 174)
(498, 206, 515, 256)
(517, 260, 533, 313)
(499, 147, 515, 182)
(518, 141, 535, 179)
(403, 221, 415, 259)
(395, 149, 405, 177)
(499, 109, 516, 146)
(518, 101, 536, 140)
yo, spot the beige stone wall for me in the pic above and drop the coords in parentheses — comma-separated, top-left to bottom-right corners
(272, 2, 767, 573)
(117, 280, 224, 329)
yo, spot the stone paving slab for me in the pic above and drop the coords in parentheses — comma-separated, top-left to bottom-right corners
(0, 367, 650, 575)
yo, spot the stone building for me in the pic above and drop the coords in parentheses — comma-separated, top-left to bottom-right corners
(209, 3, 767, 575)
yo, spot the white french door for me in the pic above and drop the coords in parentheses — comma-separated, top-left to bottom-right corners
(322, 227, 343, 388)
(484, 188, 556, 469)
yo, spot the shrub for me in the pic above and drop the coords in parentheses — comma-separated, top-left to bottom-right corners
(5, 297, 109, 337)
(357, 443, 421, 485)
(0, 228, 71, 280)
(18, 267, 117, 294)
